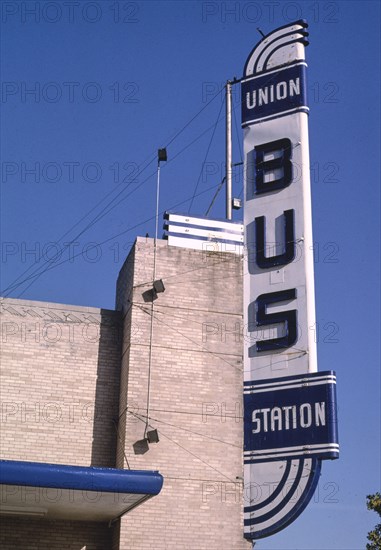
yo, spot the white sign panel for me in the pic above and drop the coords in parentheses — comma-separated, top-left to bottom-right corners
(164, 212, 243, 254)
(242, 20, 338, 540)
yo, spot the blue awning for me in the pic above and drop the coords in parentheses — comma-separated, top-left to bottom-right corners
(0, 460, 163, 522)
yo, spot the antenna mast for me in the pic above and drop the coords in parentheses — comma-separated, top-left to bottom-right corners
(226, 80, 232, 220)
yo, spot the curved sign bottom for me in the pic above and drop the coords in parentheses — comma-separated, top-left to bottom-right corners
(244, 457, 321, 539)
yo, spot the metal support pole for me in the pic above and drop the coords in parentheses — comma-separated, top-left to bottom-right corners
(146, 155, 163, 437)
(154, 161, 161, 248)
(226, 80, 232, 220)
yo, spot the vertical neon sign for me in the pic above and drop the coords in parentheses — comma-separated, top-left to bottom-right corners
(242, 21, 339, 540)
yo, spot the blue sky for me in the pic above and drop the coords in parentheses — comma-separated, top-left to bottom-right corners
(1, 1, 380, 548)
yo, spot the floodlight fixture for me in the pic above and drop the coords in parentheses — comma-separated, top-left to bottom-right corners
(158, 148, 167, 162)
(153, 279, 165, 294)
(133, 438, 149, 455)
(147, 429, 159, 443)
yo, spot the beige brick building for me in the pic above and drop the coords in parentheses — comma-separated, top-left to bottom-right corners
(0, 236, 250, 549)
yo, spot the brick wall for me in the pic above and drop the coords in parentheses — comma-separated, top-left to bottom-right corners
(116, 238, 250, 550)
(0, 236, 250, 549)
(0, 517, 114, 549)
(0, 297, 121, 549)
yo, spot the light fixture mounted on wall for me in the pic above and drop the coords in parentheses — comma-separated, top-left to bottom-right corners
(151, 279, 165, 300)
(147, 429, 159, 443)
(153, 279, 165, 294)
(133, 428, 159, 454)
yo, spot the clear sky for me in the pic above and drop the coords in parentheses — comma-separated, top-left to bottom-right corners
(1, 1, 380, 549)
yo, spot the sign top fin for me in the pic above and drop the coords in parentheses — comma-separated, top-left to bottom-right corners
(244, 20, 309, 77)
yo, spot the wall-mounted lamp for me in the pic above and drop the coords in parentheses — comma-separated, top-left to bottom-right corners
(147, 429, 159, 443)
(133, 429, 159, 454)
(153, 279, 165, 294)
(142, 279, 165, 303)
(133, 438, 149, 455)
